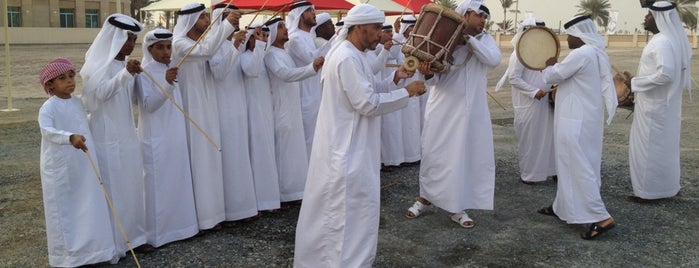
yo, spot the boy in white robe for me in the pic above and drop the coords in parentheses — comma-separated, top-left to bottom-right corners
(394, 15, 422, 165)
(294, 5, 425, 267)
(39, 58, 118, 267)
(171, 3, 241, 230)
(379, 24, 406, 170)
(263, 17, 323, 202)
(208, 4, 258, 222)
(406, 0, 500, 229)
(539, 15, 617, 240)
(495, 18, 557, 184)
(80, 13, 149, 254)
(242, 24, 282, 212)
(135, 29, 199, 247)
(628, 1, 691, 202)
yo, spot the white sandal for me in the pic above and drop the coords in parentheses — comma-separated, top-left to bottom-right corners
(406, 200, 430, 219)
(450, 211, 475, 228)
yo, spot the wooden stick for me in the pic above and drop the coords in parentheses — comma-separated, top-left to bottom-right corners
(85, 150, 142, 268)
(385, 63, 401, 68)
(381, 179, 401, 190)
(175, 0, 234, 68)
(487, 91, 507, 110)
(140, 67, 222, 151)
(247, 0, 271, 27)
(262, 3, 292, 25)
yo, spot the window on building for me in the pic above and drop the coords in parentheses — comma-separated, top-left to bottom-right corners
(59, 8, 75, 28)
(7, 6, 21, 27)
(85, 9, 99, 28)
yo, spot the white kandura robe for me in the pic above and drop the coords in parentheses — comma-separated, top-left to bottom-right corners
(629, 33, 683, 199)
(287, 30, 333, 157)
(294, 40, 410, 268)
(135, 61, 199, 247)
(210, 40, 258, 220)
(39, 96, 118, 267)
(508, 53, 557, 182)
(242, 41, 281, 211)
(419, 33, 500, 213)
(393, 35, 422, 163)
(542, 45, 611, 224)
(264, 45, 317, 202)
(380, 44, 406, 166)
(82, 60, 146, 255)
(172, 21, 235, 229)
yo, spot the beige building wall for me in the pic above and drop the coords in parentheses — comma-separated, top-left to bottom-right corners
(1, 0, 131, 28)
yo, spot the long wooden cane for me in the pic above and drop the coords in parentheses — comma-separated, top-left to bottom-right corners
(262, 3, 292, 25)
(139, 67, 221, 151)
(175, 0, 235, 68)
(487, 91, 507, 110)
(84, 150, 142, 268)
(246, 0, 271, 27)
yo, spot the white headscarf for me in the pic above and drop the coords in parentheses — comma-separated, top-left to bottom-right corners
(80, 14, 142, 96)
(494, 17, 543, 91)
(455, 0, 489, 19)
(649, 0, 692, 96)
(325, 4, 385, 61)
(244, 23, 268, 51)
(287, 1, 314, 34)
(173, 3, 207, 39)
(399, 15, 416, 36)
(565, 15, 617, 124)
(265, 18, 284, 51)
(311, 12, 332, 37)
(142, 28, 174, 66)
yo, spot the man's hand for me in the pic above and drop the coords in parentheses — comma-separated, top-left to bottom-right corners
(226, 10, 242, 29)
(417, 61, 434, 77)
(313, 56, 324, 72)
(166, 67, 178, 85)
(69, 134, 88, 152)
(233, 30, 247, 49)
(534, 89, 546, 100)
(126, 60, 142, 75)
(253, 27, 264, 41)
(394, 65, 416, 83)
(545, 57, 557, 67)
(405, 81, 426, 97)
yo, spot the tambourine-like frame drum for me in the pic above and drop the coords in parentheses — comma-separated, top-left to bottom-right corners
(401, 3, 465, 72)
(516, 26, 560, 71)
(614, 71, 635, 107)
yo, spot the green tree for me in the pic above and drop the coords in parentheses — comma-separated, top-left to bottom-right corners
(130, 0, 160, 21)
(496, 19, 514, 33)
(669, 0, 698, 32)
(576, 0, 611, 31)
(435, 0, 458, 10)
(500, 0, 517, 33)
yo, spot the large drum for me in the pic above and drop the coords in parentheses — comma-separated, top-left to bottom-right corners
(516, 26, 560, 70)
(401, 3, 465, 72)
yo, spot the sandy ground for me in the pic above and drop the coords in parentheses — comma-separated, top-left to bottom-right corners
(1, 44, 698, 267)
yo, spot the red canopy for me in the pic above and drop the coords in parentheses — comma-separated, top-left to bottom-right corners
(227, 0, 354, 12)
(392, 0, 433, 14)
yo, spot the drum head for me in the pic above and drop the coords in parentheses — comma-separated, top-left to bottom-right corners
(516, 26, 560, 70)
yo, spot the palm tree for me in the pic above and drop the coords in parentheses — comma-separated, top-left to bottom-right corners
(130, 0, 160, 21)
(496, 19, 514, 33)
(576, 0, 611, 31)
(435, 0, 458, 10)
(500, 0, 517, 33)
(669, 0, 698, 32)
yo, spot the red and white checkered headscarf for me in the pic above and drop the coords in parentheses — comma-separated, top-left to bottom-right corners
(39, 57, 76, 96)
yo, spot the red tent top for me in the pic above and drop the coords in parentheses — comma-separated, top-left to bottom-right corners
(392, 0, 433, 14)
(224, 0, 353, 12)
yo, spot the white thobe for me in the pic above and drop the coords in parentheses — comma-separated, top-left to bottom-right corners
(294, 40, 411, 268)
(393, 35, 422, 163)
(419, 33, 500, 213)
(542, 45, 611, 224)
(39, 96, 118, 267)
(82, 60, 146, 255)
(173, 21, 235, 229)
(508, 53, 557, 182)
(135, 61, 199, 247)
(629, 33, 682, 199)
(380, 45, 406, 166)
(242, 41, 281, 211)
(287, 30, 333, 157)
(210, 40, 258, 220)
(264, 46, 317, 201)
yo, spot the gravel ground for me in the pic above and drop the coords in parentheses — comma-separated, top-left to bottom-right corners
(1, 45, 698, 267)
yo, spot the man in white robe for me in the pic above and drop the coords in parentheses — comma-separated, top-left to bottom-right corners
(135, 29, 199, 247)
(242, 24, 281, 211)
(171, 3, 240, 230)
(393, 15, 422, 165)
(313, 12, 335, 48)
(264, 18, 323, 202)
(80, 13, 148, 255)
(628, 1, 692, 202)
(406, 0, 499, 228)
(539, 15, 617, 240)
(208, 4, 259, 222)
(39, 58, 118, 267)
(495, 18, 556, 184)
(379, 23, 407, 170)
(294, 5, 425, 267)
(286, 1, 333, 157)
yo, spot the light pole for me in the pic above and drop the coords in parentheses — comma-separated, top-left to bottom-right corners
(2, 0, 18, 112)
